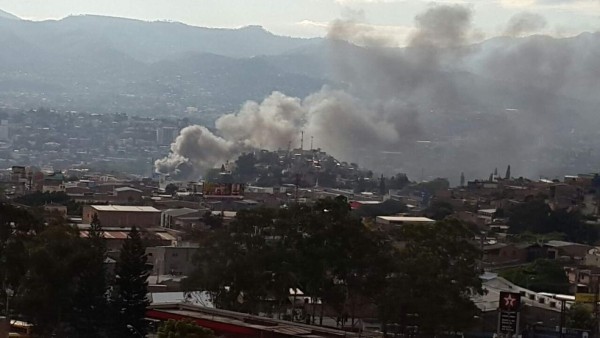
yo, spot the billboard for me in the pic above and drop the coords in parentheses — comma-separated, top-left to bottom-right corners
(202, 182, 243, 196)
(575, 293, 596, 303)
(498, 291, 521, 335)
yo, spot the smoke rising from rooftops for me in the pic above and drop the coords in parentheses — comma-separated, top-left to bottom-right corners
(156, 4, 600, 182)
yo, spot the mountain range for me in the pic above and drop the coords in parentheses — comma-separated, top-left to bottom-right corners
(0, 10, 599, 125)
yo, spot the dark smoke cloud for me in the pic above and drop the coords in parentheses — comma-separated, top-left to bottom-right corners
(410, 4, 475, 49)
(504, 12, 547, 37)
(157, 5, 600, 183)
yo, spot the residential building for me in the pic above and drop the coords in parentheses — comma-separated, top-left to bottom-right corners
(80, 227, 175, 253)
(375, 216, 435, 227)
(156, 127, 179, 146)
(82, 205, 161, 228)
(545, 240, 592, 260)
(161, 208, 207, 229)
(42, 171, 65, 193)
(147, 244, 199, 276)
(482, 243, 528, 265)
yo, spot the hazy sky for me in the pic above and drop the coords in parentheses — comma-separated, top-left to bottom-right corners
(0, 0, 598, 40)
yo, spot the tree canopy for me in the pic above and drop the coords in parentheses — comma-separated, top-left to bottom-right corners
(500, 259, 570, 294)
(112, 226, 151, 337)
(507, 199, 598, 244)
(186, 198, 483, 334)
(158, 319, 215, 338)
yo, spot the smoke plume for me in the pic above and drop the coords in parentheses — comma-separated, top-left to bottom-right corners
(504, 12, 547, 37)
(157, 4, 600, 182)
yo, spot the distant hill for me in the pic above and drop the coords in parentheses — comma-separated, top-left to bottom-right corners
(0, 9, 19, 20)
(0, 12, 599, 127)
(0, 15, 320, 61)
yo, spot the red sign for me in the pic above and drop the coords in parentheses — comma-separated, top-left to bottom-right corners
(499, 291, 521, 312)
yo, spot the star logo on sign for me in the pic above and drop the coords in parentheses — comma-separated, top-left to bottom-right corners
(504, 294, 517, 309)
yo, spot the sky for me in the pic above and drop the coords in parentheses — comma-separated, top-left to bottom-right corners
(0, 0, 598, 40)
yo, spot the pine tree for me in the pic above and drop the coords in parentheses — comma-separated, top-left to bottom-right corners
(379, 174, 386, 196)
(71, 214, 109, 337)
(112, 226, 151, 338)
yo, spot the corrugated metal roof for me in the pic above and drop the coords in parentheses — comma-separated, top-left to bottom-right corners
(91, 205, 159, 212)
(154, 232, 176, 241)
(377, 216, 435, 222)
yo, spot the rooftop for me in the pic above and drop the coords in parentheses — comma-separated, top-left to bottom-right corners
(114, 186, 142, 193)
(163, 208, 200, 217)
(376, 216, 435, 223)
(90, 205, 159, 212)
(546, 240, 589, 248)
(148, 303, 362, 338)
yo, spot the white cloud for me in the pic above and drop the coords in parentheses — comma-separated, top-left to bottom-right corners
(500, 0, 600, 9)
(334, 0, 403, 4)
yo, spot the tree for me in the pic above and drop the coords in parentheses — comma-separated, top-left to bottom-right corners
(165, 183, 178, 195)
(505, 165, 511, 179)
(187, 199, 482, 334)
(71, 214, 109, 338)
(507, 198, 598, 244)
(0, 203, 44, 321)
(379, 219, 483, 335)
(234, 152, 257, 181)
(158, 319, 215, 338)
(500, 259, 570, 294)
(567, 303, 594, 331)
(17, 225, 90, 337)
(112, 227, 151, 337)
(388, 173, 410, 190)
(187, 198, 388, 323)
(379, 174, 386, 195)
(424, 200, 454, 220)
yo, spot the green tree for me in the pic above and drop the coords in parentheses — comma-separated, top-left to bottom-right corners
(379, 174, 386, 195)
(17, 225, 89, 336)
(71, 214, 109, 338)
(187, 207, 276, 313)
(0, 203, 44, 320)
(424, 200, 454, 220)
(111, 227, 151, 337)
(380, 219, 483, 335)
(165, 183, 178, 195)
(187, 197, 388, 323)
(500, 259, 570, 294)
(507, 199, 597, 244)
(567, 303, 594, 330)
(234, 152, 257, 180)
(158, 319, 215, 338)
